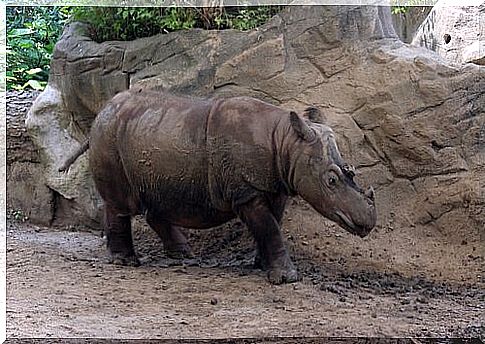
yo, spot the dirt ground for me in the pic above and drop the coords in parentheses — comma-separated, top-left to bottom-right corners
(6, 197, 484, 339)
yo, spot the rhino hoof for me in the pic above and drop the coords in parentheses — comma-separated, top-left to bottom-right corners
(110, 253, 141, 267)
(267, 268, 301, 285)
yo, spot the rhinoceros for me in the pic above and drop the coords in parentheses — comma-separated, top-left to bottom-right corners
(62, 88, 377, 284)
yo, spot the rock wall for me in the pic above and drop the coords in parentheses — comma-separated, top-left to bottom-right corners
(412, 2, 485, 65)
(23, 5, 484, 237)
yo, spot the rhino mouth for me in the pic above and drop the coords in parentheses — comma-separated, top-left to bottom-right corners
(335, 211, 369, 238)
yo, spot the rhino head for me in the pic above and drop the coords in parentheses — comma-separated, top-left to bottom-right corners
(287, 108, 377, 238)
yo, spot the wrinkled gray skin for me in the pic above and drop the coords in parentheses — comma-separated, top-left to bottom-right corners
(88, 88, 377, 284)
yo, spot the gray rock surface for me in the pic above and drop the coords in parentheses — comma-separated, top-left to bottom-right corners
(412, 1, 485, 65)
(25, 85, 102, 228)
(20, 5, 484, 236)
(7, 91, 40, 166)
(392, 6, 432, 43)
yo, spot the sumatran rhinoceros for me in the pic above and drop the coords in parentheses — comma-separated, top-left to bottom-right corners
(62, 88, 377, 284)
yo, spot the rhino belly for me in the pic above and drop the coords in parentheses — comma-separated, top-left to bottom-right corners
(134, 177, 236, 228)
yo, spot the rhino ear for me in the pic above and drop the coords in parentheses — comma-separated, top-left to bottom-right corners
(290, 111, 315, 141)
(303, 107, 326, 124)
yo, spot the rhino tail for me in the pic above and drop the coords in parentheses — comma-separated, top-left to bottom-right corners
(58, 139, 90, 172)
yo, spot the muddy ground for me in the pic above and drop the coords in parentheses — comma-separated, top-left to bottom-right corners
(6, 197, 484, 339)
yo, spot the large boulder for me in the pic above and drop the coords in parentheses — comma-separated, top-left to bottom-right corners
(412, 1, 485, 65)
(24, 5, 484, 237)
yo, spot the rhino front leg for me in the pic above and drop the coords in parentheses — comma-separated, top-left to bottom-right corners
(146, 213, 194, 259)
(104, 205, 140, 266)
(254, 194, 288, 270)
(235, 196, 299, 285)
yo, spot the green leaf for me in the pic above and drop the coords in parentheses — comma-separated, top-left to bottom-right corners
(26, 67, 43, 75)
(25, 79, 45, 90)
(8, 28, 33, 37)
(17, 39, 35, 49)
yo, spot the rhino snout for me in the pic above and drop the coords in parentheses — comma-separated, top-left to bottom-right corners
(335, 196, 377, 238)
(335, 211, 368, 237)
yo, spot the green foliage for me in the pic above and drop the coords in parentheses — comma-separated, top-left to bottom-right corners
(391, 6, 408, 15)
(70, 6, 283, 42)
(391, 0, 432, 15)
(69, 7, 198, 42)
(213, 7, 283, 31)
(7, 208, 29, 222)
(7, 6, 70, 90)
(7, 6, 283, 89)
(160, 8, 198, 31)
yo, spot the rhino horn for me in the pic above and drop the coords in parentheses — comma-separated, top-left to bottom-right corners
(341, 163, 356, 178)
(290, 111, 315, 141)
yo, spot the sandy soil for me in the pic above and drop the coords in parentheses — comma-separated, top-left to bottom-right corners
(6, 198, 484, 339)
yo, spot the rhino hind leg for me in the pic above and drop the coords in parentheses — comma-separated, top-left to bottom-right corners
(146, 213, 194, 259)
(104, 205, 140, 267)
(235, 196, 299, 285)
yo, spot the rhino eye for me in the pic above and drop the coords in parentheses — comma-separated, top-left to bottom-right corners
(326, 168, 340, 188)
